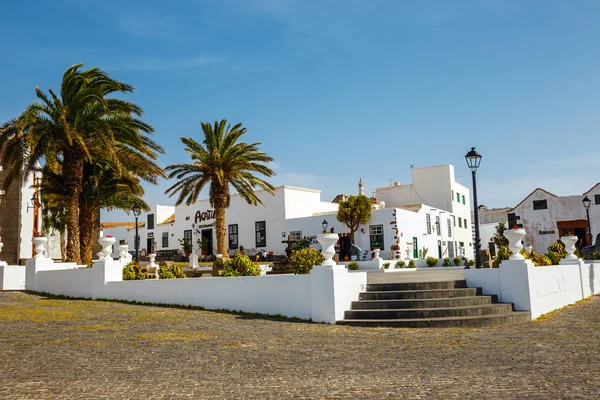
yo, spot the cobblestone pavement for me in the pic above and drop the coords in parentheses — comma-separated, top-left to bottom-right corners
(1, 291, 599, 399)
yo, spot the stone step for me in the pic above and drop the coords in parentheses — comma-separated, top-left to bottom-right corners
(344, 303, 513, 320)
(350, 296, 496, 310)
(336, 312, 532, 328)
(366, 280, 467, 292)
(359, 288, 481, 300)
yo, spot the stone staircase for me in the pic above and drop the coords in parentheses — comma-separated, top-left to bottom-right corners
(337, 280, 531, 328)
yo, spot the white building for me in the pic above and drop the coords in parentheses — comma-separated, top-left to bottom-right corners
(509, 183, 600, 253)
(102, 164, 472, 262)
(0, 166, 42, 264)
(375, 164, 474, 259)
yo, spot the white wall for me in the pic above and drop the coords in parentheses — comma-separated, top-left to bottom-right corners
(0, 264, 26, 290)
(465, 259, 600, 319)
(24, 257, 367, 324)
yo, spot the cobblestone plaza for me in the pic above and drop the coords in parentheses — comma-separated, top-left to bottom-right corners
(1, 291, 599, 399)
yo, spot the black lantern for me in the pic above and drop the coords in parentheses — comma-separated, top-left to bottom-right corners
(583, 196, 591, 210)
(465, 147, 482, 172)
(583, 196, 593, 247)
(465, 147, 483, 269)
(322, 219, 328, 233)
(132, 203, 141, 262)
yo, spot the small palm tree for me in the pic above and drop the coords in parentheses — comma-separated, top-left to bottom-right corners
(165, 120, 275, 257)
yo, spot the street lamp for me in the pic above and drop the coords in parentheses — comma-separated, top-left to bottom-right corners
(583, 195, 592, 246)
(465, 147, 483, 269)
(322, 219, 328, 233)
(132, 203, 141, 262)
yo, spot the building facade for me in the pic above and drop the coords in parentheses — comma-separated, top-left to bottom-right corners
(375, 164, 474, 259)
(0, 165, 41, 264)
(102, 165, 471, 261)
(509, 184, 600, 254)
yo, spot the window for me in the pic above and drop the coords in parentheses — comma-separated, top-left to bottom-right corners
(435, 216, 440, 236)
(147, 214, 154, 230)
(533, 200, 548, 210)
(183, 229, 192, 241)
(290, 231, 302, 241)
(462, 195, 465, 205)
(464, 219, 469, 229)
(228, 224, 238, 250)
(452, 215, 456, 226)
(162, 232, 168, 248)
(458, 217, 462, 228)
(426, 214, 431, 234)
(185, 216, 190, 221)
(447, 219, 452, 237)
(595, 194, 600, 205)
(369, 225, 384, 249)
(255, 221, 266, 247)
(456, 192, 461, 202)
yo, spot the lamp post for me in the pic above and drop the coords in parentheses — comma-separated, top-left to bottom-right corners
(322, 219, 328, 233)
(583, 195, 592, 246)
(132, 203, 141, 262)
(465, 147, 483, 269)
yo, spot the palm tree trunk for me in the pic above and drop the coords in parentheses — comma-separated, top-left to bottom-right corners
(79, 206, 96, 265)
(212, 189, 229, 259)
(215, 205, 228, 259)
(60, 230, 66, 261)
(63, 152, 83, 264)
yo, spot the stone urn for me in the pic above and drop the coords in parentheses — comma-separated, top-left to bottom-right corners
(317, 233, 339, 268)
(118, 244, 129, 260)
(504, 228, 526, 260)
(32, 236, 48, 259)
(373, 248, 381, 259)
(98, 236, 116, 261)
(561, 236, 579, 260)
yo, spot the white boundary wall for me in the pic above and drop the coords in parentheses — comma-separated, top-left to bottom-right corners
(0, 264, 26, 290)
(465, 259, 600, 319)
(22, 258, 367, 324)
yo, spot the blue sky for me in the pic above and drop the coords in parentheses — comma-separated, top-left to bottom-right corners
(1, 0, 599, 221)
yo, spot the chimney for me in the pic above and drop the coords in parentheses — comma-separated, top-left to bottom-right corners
(358, 178, 364, 196)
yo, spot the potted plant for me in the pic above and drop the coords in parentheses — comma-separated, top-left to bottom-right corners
(178, 238, 192, 257)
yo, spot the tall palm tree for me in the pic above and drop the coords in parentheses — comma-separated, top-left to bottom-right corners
(0, 64, 162, 263)
(165, 119, 276, 257)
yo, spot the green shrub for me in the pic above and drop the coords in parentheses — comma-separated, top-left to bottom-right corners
(453, 257, 462, 266)
(442, 257, 451, 267)
(289, 248, 325, 275)
(158, 261, 186, 279)
(123, 261, 145, 280)
(592, 252, 600, 260)
(493, 245, 511, 268)
(407, 260, 416, 268)
(223, 253, 262, 277)
(422, 247, 429, 259)
(383, 262, 390, 269)
(347, 261, 359, 271)
(395, 260, 405, 268)
(426, 257, 438, 268)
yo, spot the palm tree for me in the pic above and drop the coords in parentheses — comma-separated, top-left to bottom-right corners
(0, 64, 162, 263)
(165, 120, 276, 257)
